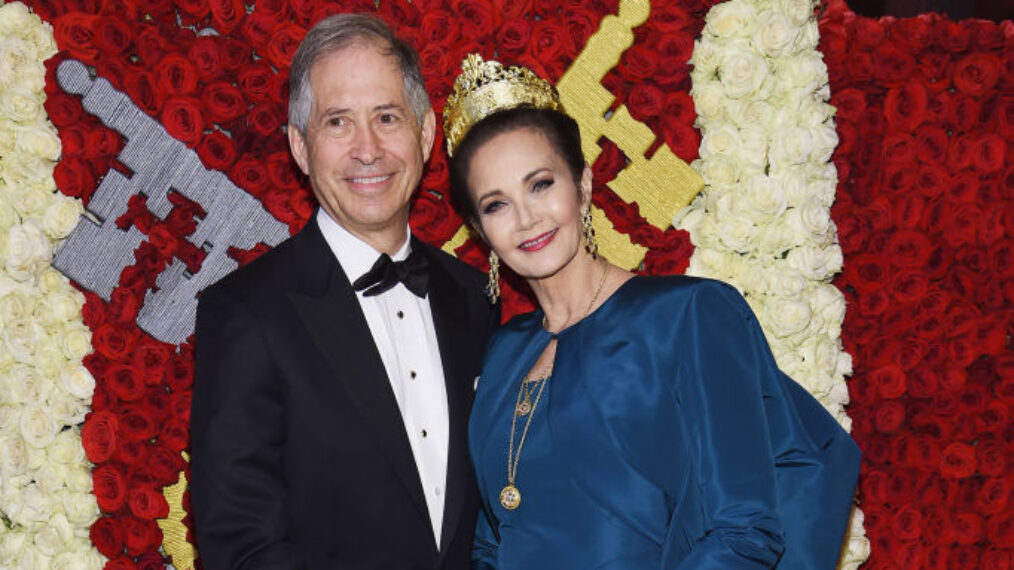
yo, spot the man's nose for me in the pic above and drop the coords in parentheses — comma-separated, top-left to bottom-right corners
(351, 123, 383, 164)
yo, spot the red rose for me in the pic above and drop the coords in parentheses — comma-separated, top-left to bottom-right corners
(53, 13, 99, 63)
(92, 16, 133, 57)
(247, 102, 283, 137)
(844, 50, 874, 84)
(123, 515, 163, 556)
(909, 433, 942, 469)
(977, 439, 1007, 476)
(418, 44, 454, 87)
(948, 95, 981, 134)
(84, 127, 123, 159)
(44, 90, 84, 128)
(495, 17, 531, 58)
(659, 117, 701, 163)
(131, 338, 171, 386)
(161, 97, 205, 147)
(914, 124, 949, 164)
(973, 134, 1006, 174)
(93, 322, 139, 360)
(177, 0, 210, 18)
(147, 445, 185, 486)
(265, 23, 304, 71)
(81, 409, 119, 463)
(844, 253, 891, 292)
(873, 44, 917, 88)
(915, 163, 947, 201)
(136, 552, 167, 570)
(891, 503, 923, 540)
(883, 81, 928, 131)
(54, 156, 98, 201)
(563, 9, 597, 55)
(940, 442, 977, 479)
(527, 19, 572, 72)
(940, 20, 971, 52)
(228, 154, 270, 197)
(202, 81, 247, 124)
(124, 71, 165, 116)
(58, 124, 87, 155)
(873, 399, 905, 433)
(90, 516, 125, 558)
(627, 84, 664, 121)
(155, 53, 199, 97)
(93, 463, 128, 513)
(119, 407, 158, 442)
(618, 43, 659, 82)
(105, 363, 146, 402)
(209, 0, 245, 34)
(981, 549, 1012, 570)
(491, 0, 534, 18)
(197, 131, 238, 172)
(238, 63, 274, 103)
(161, 417, 190, 451)
(128, 485, 170, 520)
(988, 511, 1014, 548)
(850, 17, 887, 51)
(453, 0, 497, 40)
(115, 438, 153, 467)
(871, 364, 906, 399)
(410, 191, 462, 244)
(420, 10, 460, 48)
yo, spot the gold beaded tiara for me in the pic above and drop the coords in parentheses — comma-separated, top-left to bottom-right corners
(442, 54, 561, 157)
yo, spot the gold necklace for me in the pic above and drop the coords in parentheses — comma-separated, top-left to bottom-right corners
(500, 262, 610, 511)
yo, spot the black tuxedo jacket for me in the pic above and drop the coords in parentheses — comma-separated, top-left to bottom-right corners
(190, 216, 498, 569)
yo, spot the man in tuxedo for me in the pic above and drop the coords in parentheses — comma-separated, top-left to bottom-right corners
(190, 14, 497, 569)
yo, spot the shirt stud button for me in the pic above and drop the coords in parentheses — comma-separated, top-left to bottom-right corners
(421, 429, 428, 438)
(397, 310, 404, 319)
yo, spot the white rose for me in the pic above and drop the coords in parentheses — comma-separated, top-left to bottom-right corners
(14, 547, 52, 570)
(769, 126, 813, 170)
(14, 124, 60, 161)
(754, 219, 795, 255)
(689, 38, 722, 77)
(57, 323, 92, 361)
(673, 201, 705, 234)
(687, 215, 722, 250)
(836, 350, 853, 378)
(827, 382, 851, 408)
(3, 318, 40, 363)
(52, 549, 104, 570)
(0, 40, 31, 92)
(705, 1, 758, 39)
(0, 3, 36, 37)
(799, 198, 832, 242)
(735, 99, 775, 132)
(0, 434, 29, 476)
(764, 267, 807, 298)
(61, 490, 99, 527)
(47, 392, 88, 426)
(699, 121, 741, 159)
(63, 465, 93, 495)
(696, 155, 740, 186)
(810, 122, 839, 165)
(5, 222, 52, 282)
(754, 10, 799, 58)
(789, 244, 842, 281)
(776, 51, 827, 92)
(795, 94, 835, 129)
(728, 257, 767, 296)
(733, 128, 768, 172)
(0, 531, 27, 565)
(59, 365, 95, 401)
(29, 22, 57, 59)
(689, 81, 727, 121)
(7, 483, 52, 525)
(34, 522, 68, 558)
(743, 175, 787, 219)
(11, 185, 52, 219)
(812, 283, 846, 327)
(0, 86, 42, 123)
(19, 406, 58, 449)
(37, 267, 70, 296)
(47, 429, 86, 466)
(763, 297, 812, 338)
(795, 19, 820, 51)
(34, 462, 68, 495)
(41, 197, 82, 240)
(0, 191, 17, 232)
(716, 212, 756, 254)
(6, 363, 51, 404)
(719, 51, 769, 99)
(0, 404, 18, 431)
(39, 289, 83, 326)
(32, 337, 66, 380)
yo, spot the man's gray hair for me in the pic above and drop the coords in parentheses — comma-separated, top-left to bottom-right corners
(288, 13, 431, 134)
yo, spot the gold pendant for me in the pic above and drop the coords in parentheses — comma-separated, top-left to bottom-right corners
(515, 400, 532, 416)
(500, 484, 521, 510)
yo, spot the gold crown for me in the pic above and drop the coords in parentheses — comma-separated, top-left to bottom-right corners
(442, 54, 560, 157)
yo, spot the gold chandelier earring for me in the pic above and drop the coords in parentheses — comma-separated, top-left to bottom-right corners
(581, 207, 598, 259)
(486, 251, 501, 304)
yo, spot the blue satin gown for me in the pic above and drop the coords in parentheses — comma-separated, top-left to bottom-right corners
(469, 276, 860, 569)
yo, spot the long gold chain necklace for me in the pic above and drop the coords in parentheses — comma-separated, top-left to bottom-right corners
(500, 262, 610, 511)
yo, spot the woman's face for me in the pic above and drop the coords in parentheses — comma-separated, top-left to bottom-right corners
(466, 127, 591, 281)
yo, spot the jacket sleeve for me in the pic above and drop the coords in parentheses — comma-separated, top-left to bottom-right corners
(471, 505, 499, 569)
(190, 286, 306, 570)
(671, 282, 785, 569)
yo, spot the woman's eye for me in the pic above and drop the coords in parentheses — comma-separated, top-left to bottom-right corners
(533, 178, 553, 191)
(482, 200, 505, 215)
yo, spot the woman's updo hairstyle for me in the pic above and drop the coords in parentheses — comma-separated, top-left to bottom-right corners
(448, 106, 585, 223)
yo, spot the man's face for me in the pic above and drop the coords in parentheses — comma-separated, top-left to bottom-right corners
(289, 41, 435, 246)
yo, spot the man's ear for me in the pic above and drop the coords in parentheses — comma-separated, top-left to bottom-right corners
(288, 125, 310, 175)
(579, 164, 593, 209)
(420, 108, 437, 163)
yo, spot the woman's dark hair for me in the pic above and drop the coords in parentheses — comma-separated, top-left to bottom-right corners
(448, 106, 585, 223)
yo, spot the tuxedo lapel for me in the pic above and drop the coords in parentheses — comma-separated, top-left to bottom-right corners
(418, 239, 475, 554)
(287, 222, 431, 529)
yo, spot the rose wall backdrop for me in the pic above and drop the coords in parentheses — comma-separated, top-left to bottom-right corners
(0, 0, 1008, 568)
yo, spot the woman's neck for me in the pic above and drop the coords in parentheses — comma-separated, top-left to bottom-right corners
(530, 253, 611, 333)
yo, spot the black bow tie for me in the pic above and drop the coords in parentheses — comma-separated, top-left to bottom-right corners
(352, 249, 430, 298)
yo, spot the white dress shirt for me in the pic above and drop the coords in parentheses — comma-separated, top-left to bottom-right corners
(316, 209, 449, 545)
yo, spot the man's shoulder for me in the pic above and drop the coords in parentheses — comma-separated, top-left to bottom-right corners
(201, 225, 315, 304)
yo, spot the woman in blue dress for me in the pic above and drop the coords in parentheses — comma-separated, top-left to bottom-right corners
(442, 55, 860, 569)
